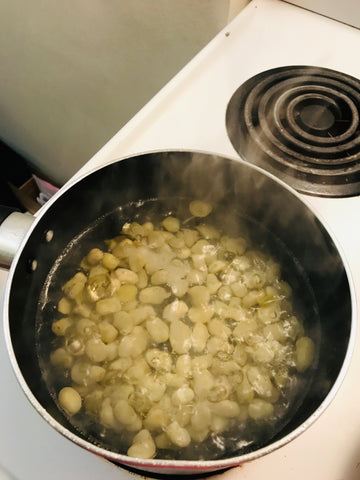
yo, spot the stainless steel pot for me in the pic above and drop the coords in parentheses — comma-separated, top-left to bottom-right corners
(2, 150, 355, 475)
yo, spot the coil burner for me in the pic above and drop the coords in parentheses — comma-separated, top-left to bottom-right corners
(226, 66, 360, 197)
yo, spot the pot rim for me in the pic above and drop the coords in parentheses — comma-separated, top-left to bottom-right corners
(3, 148, 357, 472)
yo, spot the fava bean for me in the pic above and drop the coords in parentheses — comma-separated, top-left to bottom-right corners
(139, 286, 170, 304)
(162, 216, 180, 233)
(58, 297, 72, 314)
(169, 319, 192, 354)
(50, 202, 314, 461)
(114, 400, 142, 431)
(145, 317, 169, 343)
(166, 421, 191, 447)
(192, 322, 209, 353)
(296, 336, 315, 372)
(127, 429, 156, 459)
(58, 387, 82, 416)
(248, 398, 274, 420)
(189, 200, 212, 218)
(52, 317, 72, 336)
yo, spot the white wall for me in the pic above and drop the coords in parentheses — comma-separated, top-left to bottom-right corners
(0, 0, 247, 185)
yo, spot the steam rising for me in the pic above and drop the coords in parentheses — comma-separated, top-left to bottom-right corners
(8, 150, 351, 466)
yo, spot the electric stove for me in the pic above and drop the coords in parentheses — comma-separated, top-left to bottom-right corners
(2, 1, 360, 478)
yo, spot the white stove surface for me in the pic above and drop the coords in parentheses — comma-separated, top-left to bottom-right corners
(2, 1, 360, 478)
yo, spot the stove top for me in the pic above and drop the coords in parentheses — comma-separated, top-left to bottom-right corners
(226, 66, 360, 197)
(2, 1, 360, 479)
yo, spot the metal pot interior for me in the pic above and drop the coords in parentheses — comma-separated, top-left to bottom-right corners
(5, 151, 352, 471)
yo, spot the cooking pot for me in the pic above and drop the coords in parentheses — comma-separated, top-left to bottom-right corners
(2, 150, 355, 475)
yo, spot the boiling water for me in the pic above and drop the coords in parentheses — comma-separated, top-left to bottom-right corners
(36, 198, 320, 461)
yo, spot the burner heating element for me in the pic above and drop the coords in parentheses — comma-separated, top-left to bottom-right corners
(226, 66, 360, 197)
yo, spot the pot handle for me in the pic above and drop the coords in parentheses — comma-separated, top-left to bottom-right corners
(0, 206, 34, 268)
